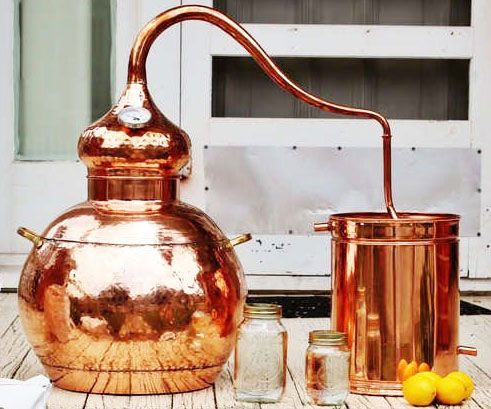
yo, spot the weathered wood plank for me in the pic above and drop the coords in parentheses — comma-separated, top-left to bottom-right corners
(13, 349, 43, 380)
(0, 317, 31, 378)
(2, 294, 491, 408)
(214, 360, 260, 409)
(460, 315, 491, 375)
(47, 389, 87, 409)
(347, 394, 396, 409)
(384, 396, 414, 409)
(463, 363, 491, 409)
(84, 388, 173, 409)
(172, 385, 215, 409)
(128, 394, 173, 409)
(0, 292, 20, 337)
(281, 317, 328, 408)
(0, 307, 87, 409)
(84, 393, 131, 409)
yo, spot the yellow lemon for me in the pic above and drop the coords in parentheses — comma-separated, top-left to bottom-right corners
(403, 375, 436, 406)
(447, 371, 474, 399)
(415, 371, 442, 388)
(397, 359, 408, 381)
(436, 376, 466, 405)
(418, 362, 431, 372)
(402, 360, 419, 381)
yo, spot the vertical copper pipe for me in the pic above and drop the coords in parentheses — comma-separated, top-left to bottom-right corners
(127, 5, 398, 218)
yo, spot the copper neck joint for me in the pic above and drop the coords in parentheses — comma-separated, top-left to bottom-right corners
(88, 176, 179, 202)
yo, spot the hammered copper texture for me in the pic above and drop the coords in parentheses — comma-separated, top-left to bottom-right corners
(18, 198, 247, 394)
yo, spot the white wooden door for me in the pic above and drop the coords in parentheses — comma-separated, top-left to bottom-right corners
(180, 0, 491, 291)
(0, 0, 182, 288)
(2, 1, 491, 292)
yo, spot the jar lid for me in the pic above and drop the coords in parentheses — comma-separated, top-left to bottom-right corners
(309, 330, 347, 346)
(244, 303, 282, 319)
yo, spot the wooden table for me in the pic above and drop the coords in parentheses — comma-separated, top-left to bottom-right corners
(1, 293, 490, 409)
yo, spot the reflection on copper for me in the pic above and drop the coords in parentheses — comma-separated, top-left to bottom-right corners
(18, 233, 248, 394)
(323, 213, 477, 396)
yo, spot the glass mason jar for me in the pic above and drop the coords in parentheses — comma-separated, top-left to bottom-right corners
(306, 330, 350, 406)
(234, 303, 288, 403)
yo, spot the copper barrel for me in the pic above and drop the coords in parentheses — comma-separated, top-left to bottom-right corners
(316, 213, 476, 396)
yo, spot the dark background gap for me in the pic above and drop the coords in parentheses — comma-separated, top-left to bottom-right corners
(247, 295, 491, 318)
(214, 0, 471, 26)
(213, 57, 469, 120)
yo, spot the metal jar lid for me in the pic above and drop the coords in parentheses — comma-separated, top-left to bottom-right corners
(309, 330, 347, 346)
(315, 212, 459, 243)
(244, 303, 282, 319)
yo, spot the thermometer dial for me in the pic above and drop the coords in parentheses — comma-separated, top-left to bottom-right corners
(118, 106, 152, 129)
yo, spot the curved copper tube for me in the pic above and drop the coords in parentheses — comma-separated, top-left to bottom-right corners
(457, 345, 478, 357)
(127, 5, 398, 219)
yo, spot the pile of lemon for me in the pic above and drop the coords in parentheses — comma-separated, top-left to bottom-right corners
(402, 369, 474, 406)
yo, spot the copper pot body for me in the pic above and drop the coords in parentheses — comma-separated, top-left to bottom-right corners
(322, 212, 476, 396)
(18, 193, 248, 394)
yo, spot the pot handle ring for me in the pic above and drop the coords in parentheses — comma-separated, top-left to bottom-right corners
(457, 345, 478, 356)
(17, 227, 44, 248)
(230, 233, 252, 247)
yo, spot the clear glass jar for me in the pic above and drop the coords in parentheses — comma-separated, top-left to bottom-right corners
(234, 303, 287, 403)
(306, 330, 350, 406)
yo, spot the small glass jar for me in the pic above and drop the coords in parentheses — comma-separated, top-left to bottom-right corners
(233, 303, 287, 403)
(306, 330, 350, 406)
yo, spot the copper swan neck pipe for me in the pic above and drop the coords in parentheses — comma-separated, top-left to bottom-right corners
(127, 5, 398, 219)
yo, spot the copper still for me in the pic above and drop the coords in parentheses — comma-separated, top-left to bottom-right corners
(16, 4, 476, 397)
(16, 5, 382, 395)
(313, 114, 478, 392)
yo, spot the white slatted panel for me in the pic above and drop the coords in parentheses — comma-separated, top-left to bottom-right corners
(180, 0, 491, 289)
(211, 25, 472, 58)
(2, 1, 491, 291)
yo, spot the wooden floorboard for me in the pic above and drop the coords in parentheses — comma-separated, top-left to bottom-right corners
(1, 293, 490, 408)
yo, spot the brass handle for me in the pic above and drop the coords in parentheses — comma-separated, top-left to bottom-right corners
(17, 227, 44, 248)
(457, 345, 478, 356)
(314, 222, 332, 233)
(230, 233, 252, 247)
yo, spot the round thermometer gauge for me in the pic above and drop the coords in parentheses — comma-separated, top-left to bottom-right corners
(118, 106, 152, 129)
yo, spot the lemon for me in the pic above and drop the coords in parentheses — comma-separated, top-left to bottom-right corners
(402, 360, 419, 381)
(436, 376, 466, 405)
(397, 359, 408, 381)
(414, 371, 442, 387)
(418, 362, 431, 372)
(447, 371, 474, 399)
(403, 375, 436, 406)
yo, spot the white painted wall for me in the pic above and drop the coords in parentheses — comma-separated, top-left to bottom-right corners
(1, 0, 491, 291)
(180, 0, 491, 290)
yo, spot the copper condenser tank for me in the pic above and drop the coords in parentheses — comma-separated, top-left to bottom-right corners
(315, 129, 478, 394)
